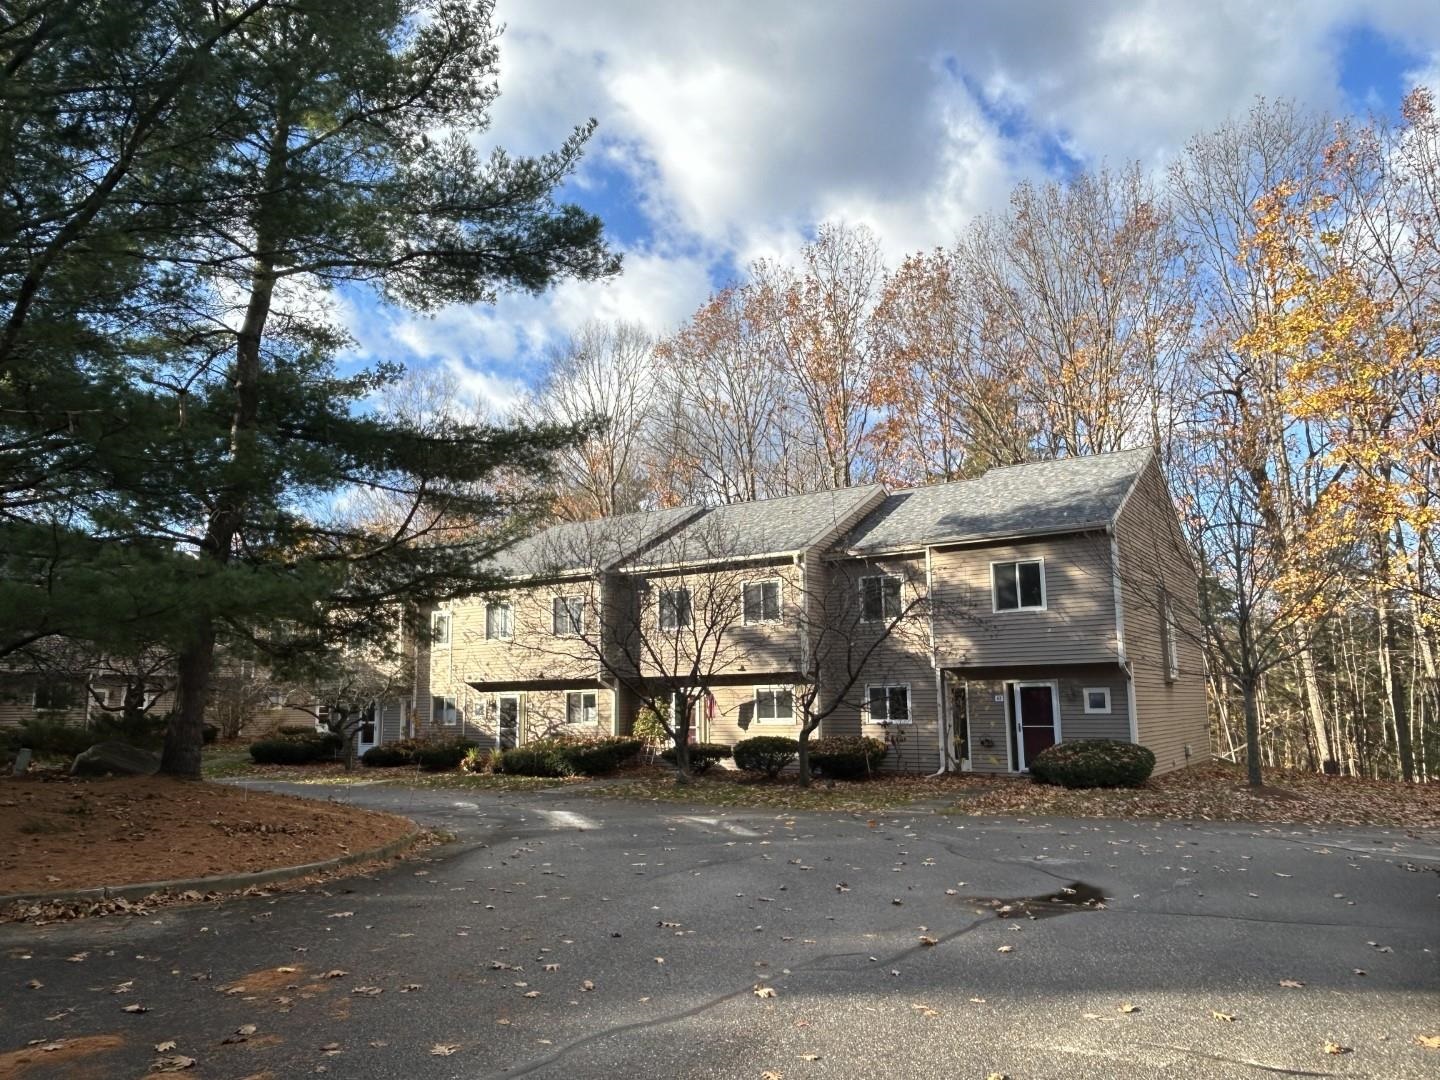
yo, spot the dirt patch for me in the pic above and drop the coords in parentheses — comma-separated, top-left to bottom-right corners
(0, 1034, 124, 1080)
(220, 965, 308, 996)
(0, 775, 415, 895)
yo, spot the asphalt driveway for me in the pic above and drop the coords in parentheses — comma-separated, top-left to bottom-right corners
(2, 780, 1436, 1079)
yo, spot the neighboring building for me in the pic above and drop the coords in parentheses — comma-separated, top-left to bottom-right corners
(414, 448, 1209, 776)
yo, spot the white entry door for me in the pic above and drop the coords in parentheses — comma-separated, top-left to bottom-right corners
(355, 705, 379, 755)
(497, 694, 521, 750)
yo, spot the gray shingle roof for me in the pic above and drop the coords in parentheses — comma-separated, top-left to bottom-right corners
(488, 505, 704, 579)
(630, 484, 885, 567)
(835, 448, 1154, 554)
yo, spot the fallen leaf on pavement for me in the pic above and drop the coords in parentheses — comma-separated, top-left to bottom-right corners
(1211, 1011, 1237, 1022)
(996, 945, 1013, 954)
(154, 1041, 177, 1053)
(754, 985, 777, 999)
(431, 1043, 460, 1056)
(1278, 979, 1304, 988)
(1118, 1003, 1140, 1014)
(1415, 1035, 1440, 1050)
(322, 970, 348, 979)
(149, 1055, 196, 1072)
(1322, 1042, 1351, 1055)
(918, 936, 938, 946)
(25, 979, 42, 989)
(123, 1003, 151, 1014)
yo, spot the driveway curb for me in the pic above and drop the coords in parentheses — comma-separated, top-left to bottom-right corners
(0, 828, 428, 909)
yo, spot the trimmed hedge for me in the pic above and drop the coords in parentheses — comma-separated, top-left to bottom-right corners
(412, 737, 473, 771)
(248, 731, 342, 765)
(501, 736, 644, 777)
(659, 741, 732, 774)
(17, 716, 98, 757)
(1028, 739, 1155, 789)
(361, 742, 413, 767)
(808, 735, 888, 780)
(733, 735, 799, 778)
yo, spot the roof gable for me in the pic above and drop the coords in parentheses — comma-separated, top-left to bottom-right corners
(836, 448, 1154, 554)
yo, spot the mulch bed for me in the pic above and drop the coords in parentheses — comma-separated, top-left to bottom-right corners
(0, 773, 416, 895)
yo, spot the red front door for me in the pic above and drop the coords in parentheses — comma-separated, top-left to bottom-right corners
(1016, 684, 1057, 770)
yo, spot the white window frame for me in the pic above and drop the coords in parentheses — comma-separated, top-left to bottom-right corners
(659, 587, 692, 630)
(990, 557, 1047, 612)
(565, 689, 599, 727)
(753, 685, 795, 724)
(432, 695, 459, 727)
(552, 595, 586, 637)
(485, 601, 514, 641)
(431, 610, 452, 646)
(864, 682, 912, 724)
(742, 578, 784, 625)
(859, 574, 903, 623)
(1083, 686, 1112, 715)
(1162, 594, 1180, 681)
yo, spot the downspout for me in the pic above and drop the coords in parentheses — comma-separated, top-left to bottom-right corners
(925, 546, 948, 776)
(1109, 528, 1140, 744)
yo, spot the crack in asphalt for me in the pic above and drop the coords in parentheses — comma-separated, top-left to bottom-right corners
(1138, 1042, 1348, 1077)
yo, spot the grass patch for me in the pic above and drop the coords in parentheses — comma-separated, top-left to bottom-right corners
(579, 770, 958, 812)
(943, 762, 1440, 828)
(202, 745, 589, 792)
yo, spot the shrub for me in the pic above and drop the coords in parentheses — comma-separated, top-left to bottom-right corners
(633, 703, 668, 745)
(500, 736, 643, 777)
(411, 737, 472, 771)
(89, 710, 167, 749)
(361, 743, 413, 767)
(660, 741, 732, 774)
(248, 731, 341, 765)
(17, 716, 97, 758)
(1028, 739, 1155, 789)
(733, 735, 799, 778)
(501, 743, 570, 777)
(460, 746, 487, 774)
(808, 735, 888, 780)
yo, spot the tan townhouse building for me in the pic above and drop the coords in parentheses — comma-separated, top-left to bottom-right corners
(414, 448, 1209, 776)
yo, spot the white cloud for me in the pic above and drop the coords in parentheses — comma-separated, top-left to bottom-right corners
(343, 0, 1440, 391)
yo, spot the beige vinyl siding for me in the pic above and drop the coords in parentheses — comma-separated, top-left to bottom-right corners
(929, 534, 1120, 667)
(698, 683, 800, 746)
(0, 676, 89, 729)
(441, 580, 605, 691)
(957, 666, 1130, 773)
(522, 689, 612, 742)
(1114, 458, 1210, 775)
(813, 555, 939, 772)
(634, 559, 806, 681)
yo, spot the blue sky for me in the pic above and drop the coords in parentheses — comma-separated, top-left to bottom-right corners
(340, 0, 1440, 415)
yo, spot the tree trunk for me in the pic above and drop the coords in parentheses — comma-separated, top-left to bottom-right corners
(796, 728, 812, 788)
(1241, 674, 1262, 788)
(1293, 632, 1331, 770)
(1376, 592, 1416, 781)
(164, 616, 216, 779)
(670, 689, 691, 784)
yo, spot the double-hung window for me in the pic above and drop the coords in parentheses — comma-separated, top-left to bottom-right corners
(1162, 595, 1180, 681)
(485, 601, 513, 640)
(431, 695, 459, 726)
(992, 559, 1045, 611)
(659, 587, 692, 630)
(566, 690, 598, 727)
(743, 579, 782, 624)
(431, 610, 452, 645)
(866, 683, 911, 724)
(552, 595, 585, 637)
(860, 574, 902, 621)
(754, 686, 794, 723)
(33, 680, 76, 711)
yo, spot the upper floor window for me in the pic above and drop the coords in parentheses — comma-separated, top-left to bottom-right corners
(866, 683, 911, 724)
(485, 602, 513, 641)
(566, 690, 598, 726)
(659, 587, 692, 630)
(860, 574, 902, 622)
(743, 579, 782, 624)
(552, 595, 585, 637)
(1162, 595, 1180, 681)
(754, 686, 794, 723)
(992, 559, 1045, 611)
(102, 685, 125, 708)
(431, 610, 452, 645)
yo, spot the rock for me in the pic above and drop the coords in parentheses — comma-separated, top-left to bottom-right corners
(71, 741, 160, 778)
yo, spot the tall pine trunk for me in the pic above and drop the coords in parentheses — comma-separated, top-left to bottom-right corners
(159, 105, 288, 778)
(1241, 673, 1262, 788)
